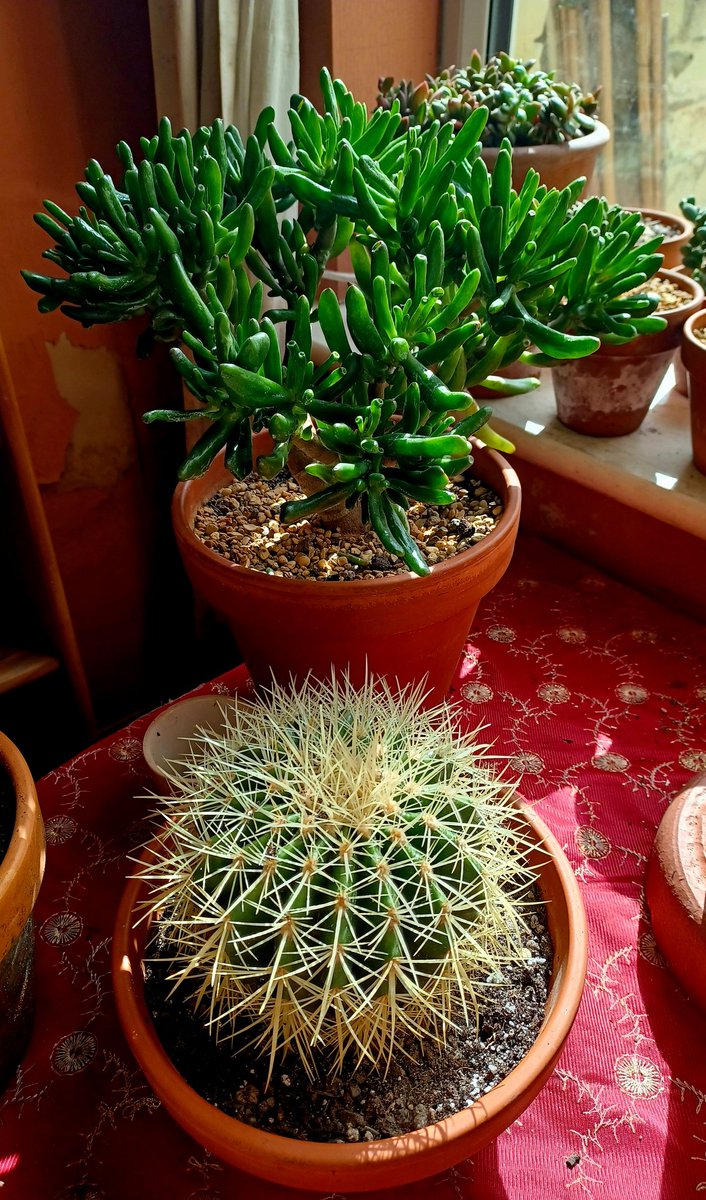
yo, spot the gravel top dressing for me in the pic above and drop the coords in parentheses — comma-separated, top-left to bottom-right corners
(621, 276, 693, 313)
(195, 472, 503, 581)
(636, 215, 684, 245)
(145, 893, 551, 1144)
(694, 326, 706, 346)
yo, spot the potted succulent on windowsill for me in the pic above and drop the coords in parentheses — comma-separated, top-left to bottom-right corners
(24, 71, 654, 700)
(674, 197, 706, 400)
(377, 50, 609, 194)
(113, 675, 587, 1192)
(548, 204, 703, 437)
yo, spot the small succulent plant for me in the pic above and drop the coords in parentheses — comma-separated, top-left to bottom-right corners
(139, 676, 536, 1080)
(24, 70, 658, 577)
(377, 51, 600, 147)
(680, 197, 706, 289)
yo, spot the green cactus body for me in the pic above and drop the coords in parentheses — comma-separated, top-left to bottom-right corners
(140, 677, 537, 1078)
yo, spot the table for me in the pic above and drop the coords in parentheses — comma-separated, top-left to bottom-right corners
(1, 535, 705, 1199)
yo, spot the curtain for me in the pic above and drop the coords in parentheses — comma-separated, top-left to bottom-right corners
(147, 0, 299, 138)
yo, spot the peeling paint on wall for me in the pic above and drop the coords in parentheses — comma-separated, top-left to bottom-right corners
(45, 333, 137, 490)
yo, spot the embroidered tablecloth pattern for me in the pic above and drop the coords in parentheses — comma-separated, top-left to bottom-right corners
(1, 535, 705, 1198)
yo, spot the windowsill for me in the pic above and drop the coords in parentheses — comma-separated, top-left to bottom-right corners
(488, 367, 706, 542)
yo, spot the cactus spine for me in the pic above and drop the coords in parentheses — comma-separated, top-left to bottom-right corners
(139, 676, 537, 1079)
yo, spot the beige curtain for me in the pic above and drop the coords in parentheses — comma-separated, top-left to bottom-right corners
(147, 0, 299, 138)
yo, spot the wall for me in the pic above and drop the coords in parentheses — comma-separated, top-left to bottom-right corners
(0, 0, 187, 722)
(299, 0, 440, 110)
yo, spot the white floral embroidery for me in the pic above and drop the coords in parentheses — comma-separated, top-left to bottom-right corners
(679, 749, 706, 772)
(51, 1032, 97, 1075)
(638, 931, 666, 969)
(486, 625, 516, 643)
(557, 627, 587, 644)
(630, 629, 657, 644)
(695, 685, 706, 701)
(509, 752, 545, 775)
(575, 826, 612, 859)
(461, 682, 494, 703)
(538, 683, 570, 703)
(592, 752, 630, 772)
(617, 684, 649, 704)
(44, 816, 77, 845)
(614, 1054, 664, 1099)
(108, 738, 142, 763)
(41, 913, 82, 946)
(581, 576, 607, 590)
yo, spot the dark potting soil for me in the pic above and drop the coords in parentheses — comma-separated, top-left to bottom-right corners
(144, 894, 552, 1143)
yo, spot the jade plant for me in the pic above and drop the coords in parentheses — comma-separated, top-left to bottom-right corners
(680, 196, 706, 288)
(377, 51, 600, 146)
(24, 69, 662, 576)
(138, 675, 536, 1078)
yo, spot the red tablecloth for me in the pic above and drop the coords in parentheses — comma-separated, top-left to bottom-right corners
(1, 535, 705, 1199)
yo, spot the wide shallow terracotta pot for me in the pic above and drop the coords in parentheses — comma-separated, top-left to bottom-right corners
(0, 733, 45, 1089)
(113, 801, 587, 1193)
(681, 309, 706, 473)
(645, 772, 706, 1010)
(481, 121, 610, 195)
(552, 268, 704, 437)
(172, 437, 521, 705)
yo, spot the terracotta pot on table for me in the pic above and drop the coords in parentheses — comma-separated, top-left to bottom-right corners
(172, 434, 521, 706)
(0, 733, 45, 1089)
(112, 800, 587, 1193)
(645, 772, 706, 1010)
(552, 269, 704, 437)
(681, 309, 706, 473)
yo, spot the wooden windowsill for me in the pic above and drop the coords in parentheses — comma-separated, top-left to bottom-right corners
(0, 647, 60, 696)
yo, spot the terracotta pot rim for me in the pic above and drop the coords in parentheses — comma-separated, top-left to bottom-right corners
(480, 119, 610, 159)
(683, 308, 706, 348)
(0, 733, 45, 960)
(172, 440, 521, 594)
(112, 801, 587, 1182)
(586, 268, 704, 359)
(623, 206, 692, 243)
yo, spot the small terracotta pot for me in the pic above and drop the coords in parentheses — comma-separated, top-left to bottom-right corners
(0, 733, 45, 1089)
(172, 436, 521, 706)
(112, 801, 587, 1192)
(142, 695, 253, 790)
(625, 207, 692, 271)
(645, 772, 706, 1010)
(481, 121, 610, 195)
(552, 269, 705, 436)
(681, 310, 706, 473)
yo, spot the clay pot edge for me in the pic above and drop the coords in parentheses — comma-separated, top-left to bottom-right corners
(112, 801, 587, 1191)
(0, 733, 45, 961)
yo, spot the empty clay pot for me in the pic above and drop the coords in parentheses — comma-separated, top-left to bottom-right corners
(142, 694, 256, 789)
(552, 269, 704, 436)
(645, 772, 706, 1010)
(112, 800, 587, 1192)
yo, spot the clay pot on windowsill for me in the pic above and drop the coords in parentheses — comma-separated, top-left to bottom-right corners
(626, 207, 692, 271)
(645, 772, 706, 1011)
(552, 269, 704, 437)
(480, 120, 610, 196)
(681, 309, 706, 473)
(0, 734, 45, 1090)
(112, 800, 587, 1193)
(171, 434, 521, 706)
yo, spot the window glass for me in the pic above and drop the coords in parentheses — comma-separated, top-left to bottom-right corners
(511, 1, 705, 213)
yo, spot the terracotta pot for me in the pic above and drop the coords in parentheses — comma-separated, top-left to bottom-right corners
(172, 437, 521, 705)
(645, 773, 706, 1011)
(625, 207, 692, 271)
(671, 267, 702, 395)
(681, 309, 706, 473)
(552, 269, 705, 436)
(0, 733, 45, 1089)
(113, 801, 587, 1193)
(142, 695, 250, 790)
(480, 121, 610, 195)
